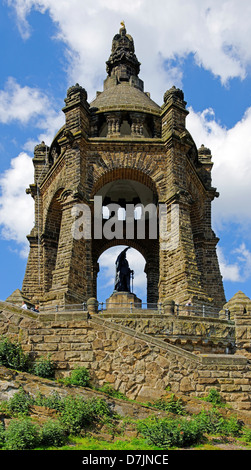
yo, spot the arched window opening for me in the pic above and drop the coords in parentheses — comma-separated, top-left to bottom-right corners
(97, 245, 147, 305)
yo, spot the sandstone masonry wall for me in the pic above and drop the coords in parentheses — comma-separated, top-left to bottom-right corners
(0, 302, 250, 414)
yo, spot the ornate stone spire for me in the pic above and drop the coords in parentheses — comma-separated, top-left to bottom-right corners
(106, 22, 141, 82)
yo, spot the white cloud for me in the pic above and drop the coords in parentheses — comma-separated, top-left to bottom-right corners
(0, 77, 65, 150)
(234, 243, 251, 281)
(218, 244, 251, 283)
(0, 77, 50, 125)
(217, 247, 242, 282)
(186, 106, 251, 229)
(0, 76, 64, 256)
(7, 0, 251, 103)
(0, 152, 34, 257)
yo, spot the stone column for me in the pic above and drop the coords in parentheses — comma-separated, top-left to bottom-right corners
(130, 113, 145, 137)
(105, 113, 121, 137)
(48, 193, 93, 306)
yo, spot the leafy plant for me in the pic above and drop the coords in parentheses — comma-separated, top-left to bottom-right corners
(59, 396, 111, 435)
(147, 394, 186, 415)
(34, 391, 64, 412)
(4, 418, 40, 450)
(242, 427, 251, 443)
(194, 409, 243, 437)
(0, 336, 31, 371)
(0, 423, 5, 448)
(7, 388, 34, 416)
(67, 366, 90, 387)
(40, 419, 67, 447)
(204, 388, 223, 406)
(32, 355, 55, 378)
(137, 416, 203, 448)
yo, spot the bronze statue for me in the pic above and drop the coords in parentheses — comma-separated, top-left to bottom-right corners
(114, 247, 134, 292)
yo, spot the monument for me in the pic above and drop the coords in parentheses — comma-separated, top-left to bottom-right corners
(2, 24, 250, 414)
(106, 247, 142, 310)
(14, 22, 225, 310)
(114, 247, 132, 293)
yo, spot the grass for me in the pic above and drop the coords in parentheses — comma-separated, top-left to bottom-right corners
(34, 432, 251, 451)
(57, 435, 163, 451)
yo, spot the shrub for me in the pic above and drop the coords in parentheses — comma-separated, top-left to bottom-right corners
(7, 388, 34, 416)
(147, 394, 186, 415)
(0, 423, 5, 448)
(204, 388, 223, 406)
(242, 427, 251, 443)
(220, 416, 243, 437)
(32, 355, 55, 378)
(194, 409, 243, 437)
(40, 419, 67, 447)
(0, 336, 31, 371)
(4, 418, 40, 450)
(138, 417, 203, 448)
(34, 391, 64, 412)
(67, 366, 90, 387)
(194, 409, 225, 434)
(59, 396, 111, 435)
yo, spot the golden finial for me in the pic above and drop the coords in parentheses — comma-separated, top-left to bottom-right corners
(120, 21, 125, 28)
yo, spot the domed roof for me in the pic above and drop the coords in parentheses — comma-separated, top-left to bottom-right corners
(90, 23, 161, 117)
(90, 82, 160, 116)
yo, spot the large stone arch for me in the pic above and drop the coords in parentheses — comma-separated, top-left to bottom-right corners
(89, 151, 167, 201)
(91, 166, 159, 199)
(42, 188, 64, 293)
(90, 169, 160, 304)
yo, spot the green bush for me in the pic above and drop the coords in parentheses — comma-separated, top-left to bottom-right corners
(32, 355, 55, 378)
(4, 418, 40, 450)
(220, 416, 243, 437)
(138, 417, 203, 448)
(194, 409, 243, 437)
(40, 419, 67, 447)
(0, 423, 5, 448)
(34, 391, 64, 412)
(59, 396, 111, 435)
(0, 336, 31, 371)
(194, 409, 224, 434)
(67, 366, 90, 387)
(7, 388, 34, 416)
(242, 427, 251, 443)
(147, 394, 186, 415)
(204, 388, 223, 405)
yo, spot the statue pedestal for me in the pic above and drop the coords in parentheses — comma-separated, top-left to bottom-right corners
(106, 291, 142, 312)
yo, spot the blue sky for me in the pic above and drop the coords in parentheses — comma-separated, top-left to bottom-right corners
(1, 0, 251, 305)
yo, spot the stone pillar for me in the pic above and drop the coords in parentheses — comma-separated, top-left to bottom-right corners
(163, 299, 175, 315)
(87, 297, 99, 315)
(48, 192, 93, 305)
(130, 113, 145, 136)
(105, 113, 121, 137)
(144, 249, 159, 306)
(220, 291, 251, 357)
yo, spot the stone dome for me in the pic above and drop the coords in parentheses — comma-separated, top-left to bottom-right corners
(89, 23, 161, 138)
(90, 81, 160, 116)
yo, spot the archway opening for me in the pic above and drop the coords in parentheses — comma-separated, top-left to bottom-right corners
(97, 245, 147, 304)
(92, 174, 159, 305)
(43, 189, 63, 292)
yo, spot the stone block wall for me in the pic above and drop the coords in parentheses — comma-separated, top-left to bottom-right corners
(96, 312, 235, 354)
(0, 302, 250, 413)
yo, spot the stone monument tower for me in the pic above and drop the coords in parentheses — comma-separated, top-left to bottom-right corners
(21, 23, 226, 309)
